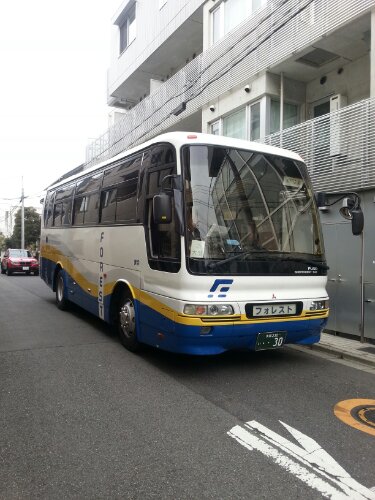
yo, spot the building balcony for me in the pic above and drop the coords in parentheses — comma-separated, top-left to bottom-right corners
(87, 0, 375, 166)
(108, 0, 205, 108)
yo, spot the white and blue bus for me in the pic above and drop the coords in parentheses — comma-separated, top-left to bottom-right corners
(40, 132, 329, 355)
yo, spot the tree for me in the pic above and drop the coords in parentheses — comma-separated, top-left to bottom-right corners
(0, 231, 5, 252)
(10, 207, 41, 249)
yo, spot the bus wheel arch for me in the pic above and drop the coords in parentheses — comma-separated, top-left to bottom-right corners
(54, 265, 69, 311)
(110, 282, 141, 352)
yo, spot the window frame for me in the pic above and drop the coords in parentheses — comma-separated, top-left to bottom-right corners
(210, 0, 267, 46)
(269, 98, 300, 135)
(119, 3, 136, 54)
(222, 107, 247, 140)
(142, 143, 181, 273)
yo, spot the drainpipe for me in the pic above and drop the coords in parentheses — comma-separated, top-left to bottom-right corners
(360, 230, 365, 342)
(21, 176, 25, 250)
(371, 9, 375, 97)
(280, 72, 284, 147)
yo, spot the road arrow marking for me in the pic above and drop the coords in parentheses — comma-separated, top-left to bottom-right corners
(228, 421, 375, 499)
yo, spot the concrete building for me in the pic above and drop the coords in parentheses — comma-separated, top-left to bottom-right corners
(87, 0, 375, 340)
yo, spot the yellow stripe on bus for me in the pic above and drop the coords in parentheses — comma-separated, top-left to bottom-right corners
(41, 244, 328, 327)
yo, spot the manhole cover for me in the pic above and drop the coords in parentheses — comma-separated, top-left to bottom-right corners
(355, 407, 375, 428)
(334, 399, 375, 437)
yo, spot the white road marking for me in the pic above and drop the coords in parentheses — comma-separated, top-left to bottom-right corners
(228, 421, 375, 500)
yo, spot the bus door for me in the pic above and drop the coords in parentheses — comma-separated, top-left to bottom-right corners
(144, 144, 181, 273)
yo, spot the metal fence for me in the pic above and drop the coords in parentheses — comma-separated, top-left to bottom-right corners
(262, 97, 375, 192)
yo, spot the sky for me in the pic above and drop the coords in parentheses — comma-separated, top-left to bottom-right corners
(0, 0, 121, 235)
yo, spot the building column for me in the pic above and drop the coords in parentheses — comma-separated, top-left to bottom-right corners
(371, 8, 375, 97)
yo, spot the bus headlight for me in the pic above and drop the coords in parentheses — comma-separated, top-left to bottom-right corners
(183, 304, 234, 316)
(310, 300, 329, 311)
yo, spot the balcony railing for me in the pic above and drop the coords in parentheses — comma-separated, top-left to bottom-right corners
(262, 97, 375, 192)
(86, 0, 375, 168)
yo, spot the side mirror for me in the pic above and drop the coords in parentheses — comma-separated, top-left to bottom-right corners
(153, 193, 172, 224)
(351, 208, 364, 236)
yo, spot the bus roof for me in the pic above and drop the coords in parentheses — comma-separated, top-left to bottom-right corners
(47, 132, 304, 191)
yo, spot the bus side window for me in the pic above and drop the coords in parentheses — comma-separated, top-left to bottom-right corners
(100, 188, 117, 224)
(62, 198, 72, 225)
(100, 155, 141, 224)
(53, 203, 63, 227)
(44, 192, 55, 228)
(73, 173, 102, 226)
(116, 176, 138, 222)
(73, 196, 86, 225)
(84, 192, 100, 224)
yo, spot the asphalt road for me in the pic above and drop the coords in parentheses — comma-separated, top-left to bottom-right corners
(1, 274, 374, 499)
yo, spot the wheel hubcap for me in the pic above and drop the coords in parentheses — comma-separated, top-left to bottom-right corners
(119, 300, 135, 339)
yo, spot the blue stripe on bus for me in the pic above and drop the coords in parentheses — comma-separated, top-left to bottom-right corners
(135, 299, 326, 355)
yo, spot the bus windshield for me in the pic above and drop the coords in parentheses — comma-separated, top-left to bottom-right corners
(182, 145, 325, 275)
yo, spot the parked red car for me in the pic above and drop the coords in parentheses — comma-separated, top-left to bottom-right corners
(1, 249, 39, 276)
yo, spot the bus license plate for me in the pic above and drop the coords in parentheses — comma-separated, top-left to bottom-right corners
(255, 331, 286, 351)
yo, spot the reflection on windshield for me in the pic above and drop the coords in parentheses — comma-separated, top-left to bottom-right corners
(183, 145, 324, 272)
(9, 250, 30, 258)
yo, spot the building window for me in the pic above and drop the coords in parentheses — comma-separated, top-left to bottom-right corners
(211, 0, 266, 45)
(119, 4, 136, 54)
(270, 99, 299, 135)
(212, 6, 221, 45)
(249, 101, 261, 141)
(223, 108, 246, 140)
(224, 0, 249, 35)
(211, 121, 220, 135)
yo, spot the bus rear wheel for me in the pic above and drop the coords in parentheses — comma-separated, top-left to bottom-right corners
(56, 269, 69, 310)
(117, 294, 140, 352)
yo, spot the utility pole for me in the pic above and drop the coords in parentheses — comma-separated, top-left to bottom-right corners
(21, 177, 25, 249)
(5, 211, 9, 235)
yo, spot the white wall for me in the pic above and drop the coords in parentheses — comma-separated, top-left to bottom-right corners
(108, 0, 205, 96)
(306, 54, 370, 107)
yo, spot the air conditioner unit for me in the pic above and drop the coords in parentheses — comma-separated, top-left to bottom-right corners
(330, 94, 347, 156)
(330, 94, 347, 112)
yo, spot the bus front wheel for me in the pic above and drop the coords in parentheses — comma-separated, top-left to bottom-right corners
(117, 294, 140, 352)
(56, 270, 69, 311)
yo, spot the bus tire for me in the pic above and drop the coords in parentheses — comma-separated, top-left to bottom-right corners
(56, 269, 69, 311)
(117, 293, 140, 352)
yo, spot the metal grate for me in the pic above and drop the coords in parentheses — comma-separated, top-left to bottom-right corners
(85, 0, 375, 185)
(262, 97, 375, 192)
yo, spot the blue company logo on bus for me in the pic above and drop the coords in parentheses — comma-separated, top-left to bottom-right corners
(208, 279, 234, 298)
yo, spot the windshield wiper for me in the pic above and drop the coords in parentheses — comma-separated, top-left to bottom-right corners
(207, 250, 266, 271)
(207, 251, 329, 271)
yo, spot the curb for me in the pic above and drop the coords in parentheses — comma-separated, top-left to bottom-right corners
(301, 343, 375, 368)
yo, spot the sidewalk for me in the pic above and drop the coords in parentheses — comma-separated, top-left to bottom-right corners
(301, 332, 375, 368)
